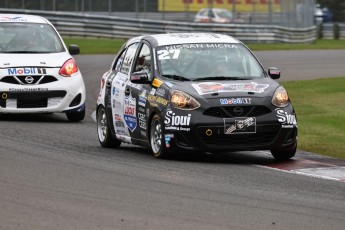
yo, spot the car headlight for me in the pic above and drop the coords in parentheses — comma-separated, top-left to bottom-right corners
(170, 90, 200, 110)
(272, 86, 290, 107)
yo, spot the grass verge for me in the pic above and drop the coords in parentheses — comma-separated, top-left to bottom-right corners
(282, 77, 345, 159)
(63, 37, 345, 54)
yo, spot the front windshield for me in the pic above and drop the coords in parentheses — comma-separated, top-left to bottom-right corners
(217, 10, 233, 19)
(157, 43, 264, 81)
(0, 23, 65, 53)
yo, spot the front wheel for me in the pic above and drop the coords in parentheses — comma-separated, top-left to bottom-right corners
(97, 105, 121, 148)
(271, 145, 296, 161)
(149, 114, 168, 159)
(66, 104, 85, 122)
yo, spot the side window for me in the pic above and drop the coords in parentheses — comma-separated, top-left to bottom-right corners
(133, 43, 152, 77)
(113, 49, 127, 72)
(119, 43, 139, 74)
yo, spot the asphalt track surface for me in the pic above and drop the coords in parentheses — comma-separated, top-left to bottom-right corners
(1, 50, 345, 230)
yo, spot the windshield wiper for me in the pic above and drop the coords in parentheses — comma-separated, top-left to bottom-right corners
(3, 51, 45, 53)
(193, 76, 247, 81)
(162, 74, 191, 81)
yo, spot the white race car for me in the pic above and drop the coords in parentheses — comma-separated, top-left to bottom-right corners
(0, 14, 86, 121)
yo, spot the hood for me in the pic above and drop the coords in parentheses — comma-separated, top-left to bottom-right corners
(0, 52, 73, 68)
(164, 78, 280, 99)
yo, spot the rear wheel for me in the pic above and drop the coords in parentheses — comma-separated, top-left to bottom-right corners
(97, 105, 121, 148)
(149, 114, 168, 159)
(271, 145, 296, 161)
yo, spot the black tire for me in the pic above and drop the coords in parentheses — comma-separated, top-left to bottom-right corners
(271, 145, 296, 161)
(97, 105, 121, 148)
(66, 105, 85, 122)
(149, 114, 168, 159)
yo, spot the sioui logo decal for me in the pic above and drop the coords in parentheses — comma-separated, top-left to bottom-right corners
(124, 95, 137, 132)
(164, 109, 191, 131)
(276, 109, 297, 128)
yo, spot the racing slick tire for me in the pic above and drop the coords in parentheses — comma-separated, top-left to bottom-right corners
(149, 114, 169, 159)
(66, 104, 85, 122)
(97, 105, 121, 148)
(270, 145, 296, 161)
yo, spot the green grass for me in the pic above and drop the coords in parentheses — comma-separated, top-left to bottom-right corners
(282, 77, 345, 159)
(247, 39, 345, 51)
(63, 37, 345, 54)
(64, 37, 126, 54)
(63, 36, 345, 159)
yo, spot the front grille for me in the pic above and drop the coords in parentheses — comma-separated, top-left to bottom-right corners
(0, 90, 66, 109)
(203, 106, 271, 118)
(18, 98, 47, 108)
(0, 75, 57, 85)
(197, 125, 279, 148)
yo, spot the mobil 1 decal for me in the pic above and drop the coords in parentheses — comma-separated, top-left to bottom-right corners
(224, 117, 256, 134)
(276, 109, 297, 128)
(164, 109, 191, 132)
(124, 95, 137, 132)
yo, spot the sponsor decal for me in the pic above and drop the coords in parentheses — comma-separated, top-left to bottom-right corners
(224, 117, 256, 134)
(141, 130, 147, 138)
(148, 95, 168, 106)
(164, 109, 191, 131)
(152, 78, 163, 88)
(37, 68, 47, 74)
(220, 98, 251, 105)
(156, 88, 166, 97)
(124, 95, 137, 132)
(150, 88, 156, 95)
(138, 90, 147, 107)
(165, 81, 173, 87)
(112, 99, 122, 109)
(164, 43, 238, 51)
(0, 16, 27, 22)
(276, 109, 297, 128)
(138, 112, 147, 130)
(8, 68, 35, 75)
(115, 134, 132, 144)
(9, 88, 48, 92)
(192, 82, 269, 95)
(165, 134, 174, 148)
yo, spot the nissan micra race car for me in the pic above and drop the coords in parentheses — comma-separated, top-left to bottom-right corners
(0, 14, 86, 121)
(96, 33, 297, 160)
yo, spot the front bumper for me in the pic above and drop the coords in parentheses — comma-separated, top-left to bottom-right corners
(163, 106, 297, 153)
(0, 73, 85, 113)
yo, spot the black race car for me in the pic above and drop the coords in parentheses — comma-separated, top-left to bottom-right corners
(96, 33, 297, 160)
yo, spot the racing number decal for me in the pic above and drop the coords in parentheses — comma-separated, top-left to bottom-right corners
(157, 50, 180, 60)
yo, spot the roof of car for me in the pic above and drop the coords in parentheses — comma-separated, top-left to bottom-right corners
(135, 33, 241, 47)
(0, 14, 50, 24)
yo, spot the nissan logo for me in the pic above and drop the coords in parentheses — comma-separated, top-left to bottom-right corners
(233, 107, 245, 116)
(25, 76, 34, 84)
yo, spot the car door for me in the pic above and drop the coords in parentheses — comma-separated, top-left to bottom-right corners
(107, 42, 139, 143)
(125, 42, 154, 143)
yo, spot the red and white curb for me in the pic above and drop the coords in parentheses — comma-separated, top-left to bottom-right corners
(258, 151, 345, 182)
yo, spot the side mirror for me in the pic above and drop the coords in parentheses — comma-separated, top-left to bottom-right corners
(69, 44, 80, 55)
(268, 67, 280, 79)
(130, 71, 150, 84)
